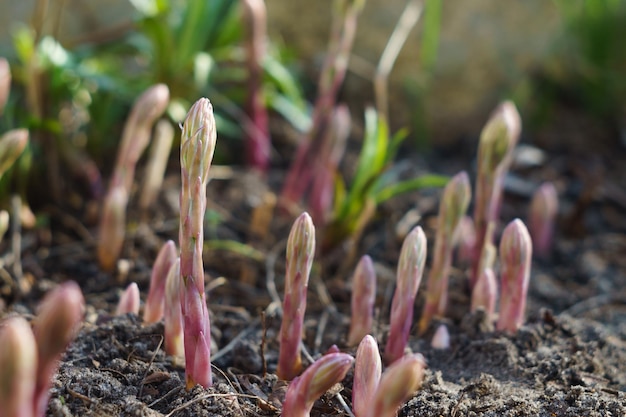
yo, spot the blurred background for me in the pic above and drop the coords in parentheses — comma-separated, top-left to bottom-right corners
(0, 0, 625, 161)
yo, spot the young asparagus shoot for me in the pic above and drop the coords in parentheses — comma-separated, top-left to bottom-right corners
(0, 316, 37, 417)
(384, 226, 427, 365)
(144, 240, 177, 323)
(281, 352, 354, 417)
(115, 282, 140, 316)
(164, 258, 184, 357)
(97, 84, 170, 271)
(179, 98, 217, 389)
(497, 219, 532, 334)
(0, 129, 29, 179)
(0, 57, 9, 115)
(139, 119, 175, 210)
(471, 267, 497, 320)
(347, 255, 377, 346)
(471, 101, 521, 286)
(528, 182, 558, 258)
(277, 212, 316, 380)
(431, 324, 450, 350)
(32, 281, 85, 417)
(419, 171, 471, 334)
(352, 335, 382, 417)
(242, 0, 271, 173)
(455, 215, 476, 265)
(365, 354, 426, 417)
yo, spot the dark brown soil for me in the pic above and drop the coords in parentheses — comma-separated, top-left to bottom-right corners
(2, 113, 626, 416)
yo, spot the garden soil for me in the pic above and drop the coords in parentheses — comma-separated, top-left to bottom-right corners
(2, 109, 626, 416)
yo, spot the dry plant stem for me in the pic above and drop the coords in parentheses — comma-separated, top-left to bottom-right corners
(242, 0, 271, 173)
(179, 98, 217, 389)
(353, 335, 382, 417)
(497, 219, 532, 333)
(347, 255, 377, 346)
(115, 282, 140, 316)
(528, 182, 558, 257)
(140, 119, 175, 210)
(0, 129, 29, 179)
(419, 171, 471, 334)
(365, 354, 426, 417)
(280, 0, 365, 208)
(0, 316, 37, 417)
(97, 84, 169, 271)
(32, 281, 85, 417)
(0, 57, 10, 115)
(144, 240, 177, 323)
(164, 258, 184, 357)
(281, 352, 354, 417)
(309, 104, 351, 224)
(384, 226, 427, 365)
(471, 101, 521, 287)
(471, 267, 497, 318)
(374, 0, 424, 122)
(277, 212, 316, 381)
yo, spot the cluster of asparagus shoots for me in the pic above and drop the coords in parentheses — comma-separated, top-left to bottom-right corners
(0, 282, 85, 417)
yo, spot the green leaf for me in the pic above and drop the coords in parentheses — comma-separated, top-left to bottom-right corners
(373, 174, 449, 204)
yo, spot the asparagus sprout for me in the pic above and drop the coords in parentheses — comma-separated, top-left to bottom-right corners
(179, 98, 217, 388)
(164, 258, 184, 357)
(384, 226, 427, 364)
(528, 182, 558, 258)
(0, 129, 29, 179)
(281, 352, 354, 417)
(347, 255, 377, 346)
(277, 212, 316, 380)
(0, 316, 37, 417)
(419, 171, 471, 334)
(115, 282, 140, 316)
(497, 219, 532, 333)
(0, 57, 10, 115)
(471, 267, 497, 320)
(352, 335, 382, 417)
(144, 240, 177, 323)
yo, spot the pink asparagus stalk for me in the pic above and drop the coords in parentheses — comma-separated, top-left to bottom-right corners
(419, 171, 471, 334)
(352, 335, 382, 417)
(242, 0, 271, 173)
(384, 226, 427, 365)
(0, 316, 37, 417)
(347, 255, 377, 346)
(31, 281, 85, 417)
(277, 212, 316, 381)
(431, 324, 450, 349)
(281, 352, 354, 417)
(179, 98, 217, 389)
(471, 101, 521, 287)
(280, 0, 365, 210)
(0, 57, 9, 115)
(98, 84, 170, 271)
(497, 219, 532, 334)
(528, 182, 558, 258)
(139, 119, 175, 210)
(164, 258, 184, 357)
(364, 354, 426, 417)
(0, 129, 29, 179)
(308, 104, 351, 225)
(144, 240, 177, 323)
(471, 267, 497, 320)
(115, 282, 140, 316)
(455, 215, 476, 265)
